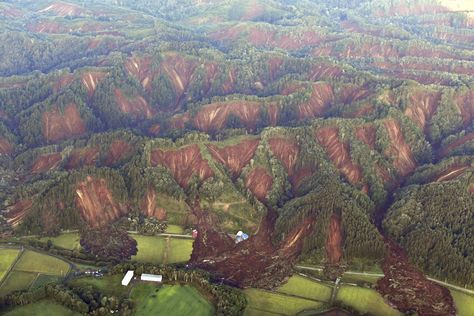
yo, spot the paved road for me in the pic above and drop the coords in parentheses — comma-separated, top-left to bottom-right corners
(295, 265, 474, 295)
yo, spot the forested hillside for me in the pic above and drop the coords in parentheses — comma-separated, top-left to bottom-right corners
(1, 0, 473, 314)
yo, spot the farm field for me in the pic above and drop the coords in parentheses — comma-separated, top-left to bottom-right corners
(69, 274, 127, 297)
(132, 235, 193, 264)
(451, 289, 474, 316)
(335, 285, 402, 316)
(0, 271, 37, 296)
(165, 225, 185, 234)
(167, 238, 194, 263)
(133, 284, 215, 316)
(3, 299, 80, 316)
(0, 248, 20, 281)
(277, 275, 332, 302)
(38, 233, 80, 250)
(14, 250, 70, 276)
(244, 288, 325, 316)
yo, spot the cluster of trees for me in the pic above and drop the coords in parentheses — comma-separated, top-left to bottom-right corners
(384, 174, 474, 287)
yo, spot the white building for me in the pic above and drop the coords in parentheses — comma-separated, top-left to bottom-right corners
(121, 270, 134, 286)
(141, 273, 163, 283)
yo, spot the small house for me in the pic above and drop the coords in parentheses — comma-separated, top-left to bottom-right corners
(235, 231, 249, 243)
(192, 229, 198, 239)
(141, 273, 163, 283)
(121, 270, 134, 286)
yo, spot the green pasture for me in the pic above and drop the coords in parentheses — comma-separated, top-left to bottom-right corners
(335, 285, 401, 316)
(244, 288, 325, 316)
(133, 284, 215, 316)
(0, 248, 20, 281)
(165, 225, 185, 234)
(277, 275, 332, 302)
(167, 238, 194, 263)
(14, 250, 70, 276)
(451, 289, 474, 316)
(0, 271, 37, 296)
(39, 233, 80, 250)
(69, 274, 127, 297)
(4, 299, 80, 316)
(132, 235, 193, 264)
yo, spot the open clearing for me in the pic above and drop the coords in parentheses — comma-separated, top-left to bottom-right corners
(14, 250, 70, 276)
(132, 235, 193, 264)
(244, 288, 325, 316)
(69, 274, 127, 297)
(133, 284, 215, 316)
(335, 285, 402, 316)
(4, 299, 80, 316)
(165, 225, 185, 234)
(0, 248, 20, 281)
(38, 233, 80, 250)
(277, 275, 332, 302)
(451, 289, 474, 316)
(0, 271, 37, 296)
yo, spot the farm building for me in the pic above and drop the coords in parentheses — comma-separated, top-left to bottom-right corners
(235, 231, 249, 243)
(121, 270, 134, 286)
(141, 273, 163, 283)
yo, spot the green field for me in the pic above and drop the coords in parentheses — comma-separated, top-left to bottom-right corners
(69, 274, 128, 297)
(134, 284, 215, 316)
(39, 233, 80, 250)
(335, 285, 402, 316)
(0, 271, 37, 296)
(0, 248, 20, 281)
(277, 275, 332, 302)
(167, 238, 194, 263)
(451, 290, 474, 316)
(14, 250, 70, 276)
(4, 299, 80, 316)
(165, 225, 185, 234)
(244, 288, 325, 316)
(132, 235, 166, 263)
(341, 273, 382, 285)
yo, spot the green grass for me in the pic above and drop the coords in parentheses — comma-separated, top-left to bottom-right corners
(69, 274, 128, 297)
(244, 289, 325, 316)
(0, 248, 20, 281)
(4, 299, 80, 316)
(132, 235, 166, 264)
(0, 271, 37, 295)
(277, 275, 332, 302)
(341, 273, 382, 285)
(335, 285, 402, 316)
(451, 290, 474, 316)
(39, 233, 80, 250)
(167, 238, 193, 263)
(14, 250, 70, 276)
(130, 282, 160, 306)
(165, 225, 185, 234)
(134, 284, 215, 316)
(31, 274, 61, 289)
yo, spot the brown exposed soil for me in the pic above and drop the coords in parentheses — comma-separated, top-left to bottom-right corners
(140, 188, 167, 220)
(268, 137, 299, 176)
(383, 119, 416, 177)
(150, 145, 214, 188)
(193, 101, 263, 132)
(82, 71, 107, 97)
(454, 89, 474, 127)
(268, 57, 284, 81)
(38, 2, 87, 17)
(0, 138, 13, 155)
(66, 147, 99, 170)
(114, 89, 154, 119)
(0, 5, 23, 18)
(240, 3, 265, 21)
(75, 176, 127, 228)
(191, 195, 314, 288)
(435, 165, 470, 182)
(6, 200, 33, 227)
(31, 152, 62, 173)
(42, 103, 87, 143)
(27, 21, 68, 34)
(326, 214, 343, 265)
(245, 167, 273, 202)
(308, 64, 344, 81)
(148, 123, 161, 136)
(207, 139, 259, 179)
(404, 90, 442, 133)
(439, 132, 474, 158)
(315, 127, 364, 186)
(377, 240, 456, 316)
(54, 74, 75, 92)
(355, 124, 377, 149)
(337, 84, 371, 105)
(124, 56, 153, 89)
(105, 140, 133, 166)
(297, 83, 334, 119)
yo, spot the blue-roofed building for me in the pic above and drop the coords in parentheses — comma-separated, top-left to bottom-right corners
(235, 231, 249, 243)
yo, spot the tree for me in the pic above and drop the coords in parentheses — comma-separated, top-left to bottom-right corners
(80, 225, 137, 261)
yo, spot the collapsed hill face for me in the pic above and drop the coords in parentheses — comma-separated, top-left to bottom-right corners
(1, 0, 474, 313)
